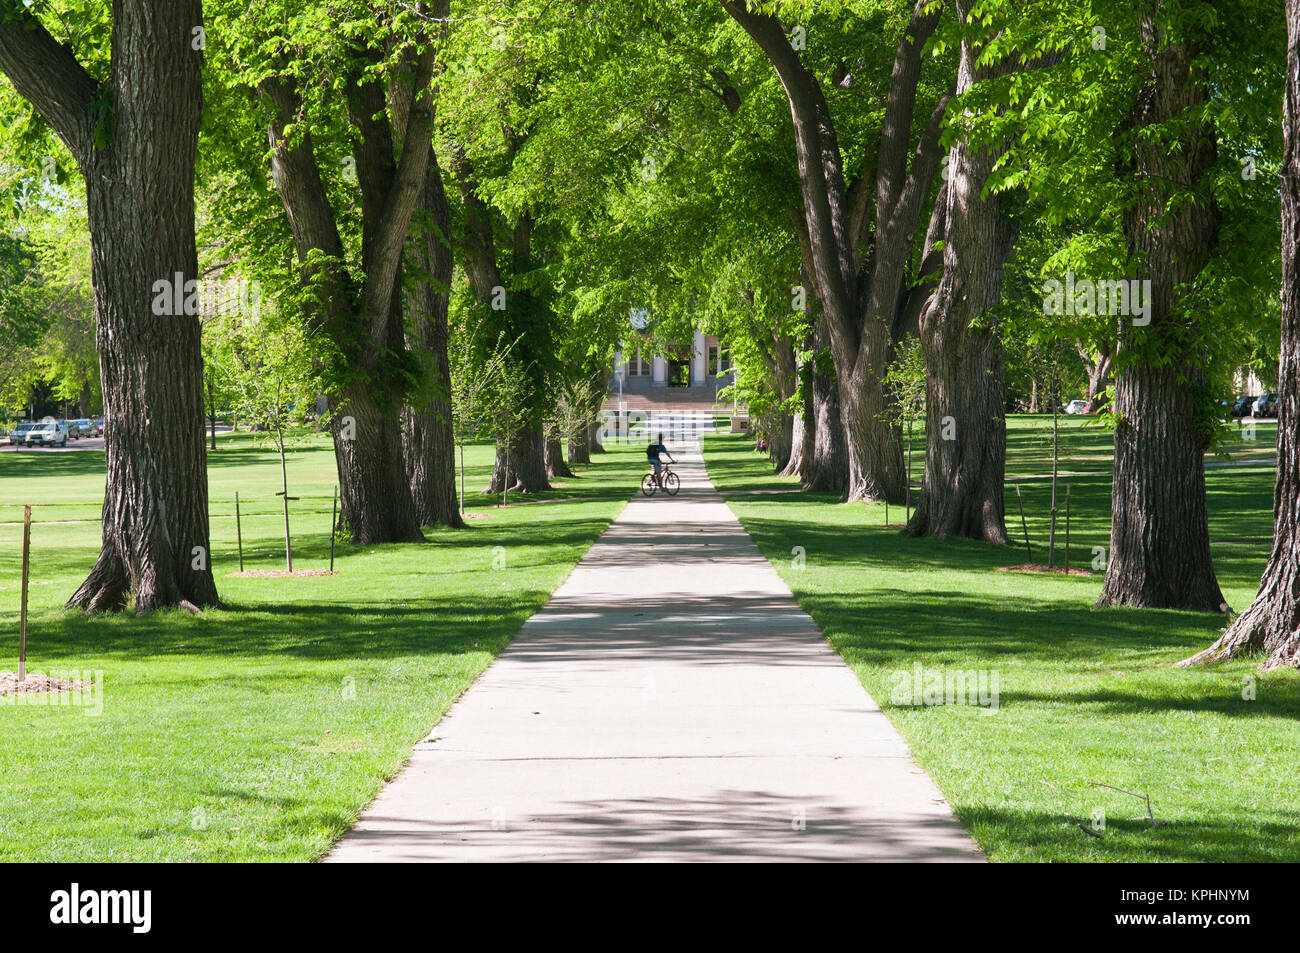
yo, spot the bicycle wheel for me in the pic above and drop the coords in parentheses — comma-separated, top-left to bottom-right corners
(641, 473, 657, 496)
(663, 471, 680, 495)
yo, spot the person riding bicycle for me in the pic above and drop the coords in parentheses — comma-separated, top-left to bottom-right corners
(646, 432, 676, 487)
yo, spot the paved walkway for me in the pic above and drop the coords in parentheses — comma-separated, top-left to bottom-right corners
(325, 442, 982, 862)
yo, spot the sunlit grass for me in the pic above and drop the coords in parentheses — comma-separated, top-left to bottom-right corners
(704, 424, 1299, 862)
(0, 434, 646, 861)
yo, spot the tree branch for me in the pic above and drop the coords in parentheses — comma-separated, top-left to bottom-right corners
(0, 5, 100, 164)
(450, 146, 504, 300)
(723, 1, 856, 358)
(875, 0, 944, 228)
(263, 77, 346, 264)
(359, 39, 439, 338)
(886, 89, 953, 246)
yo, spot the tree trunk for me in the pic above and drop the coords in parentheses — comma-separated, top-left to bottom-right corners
(1180, 0, 1300, 665)
(727, 0, 947, 505)
(1098, 365, 1224, 610)
(261, 22, 439, 546)
(0, 2, 219, 612)
(779, 318, 814, 483)
(568, 421, 591, 464)
(781, 410, 808, 478)
(545, 429, 573, 479)
(765, 410, 793, 472)
(566, 365, 606, 465)
(402, 396, 462, 528)
(453, 152, 557, 488)
(907, 7, 1012, 544)
(485, 424, 551, 494)
(1081, 340, 1115, 410)
(403, 161, 463, 528)
(334, 379, 424, 543)
(587, 419, 605, 453)
(1097, 10, 1224, 611)
(839, 355, 906, 501)
(806, 343, 849, 494)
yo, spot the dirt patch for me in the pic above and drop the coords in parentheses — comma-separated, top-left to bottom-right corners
(0, 671, 89, 697)
(462, 512, 499, 519)
(230, 569, 339, 577)
(997, 563, 1092, 576)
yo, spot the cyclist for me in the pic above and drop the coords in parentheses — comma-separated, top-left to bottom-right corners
(646, 432, 676, 488)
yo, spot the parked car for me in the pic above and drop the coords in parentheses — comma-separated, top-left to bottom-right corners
(1252, 392, 1278, 418)
(59, 419, 81, 440)
(92, 416, 105, 435)
(26, 421, 69, 447)
(70, 418, 96, 437)
(8, 421, 37, 445)
(1231, 395, 1255, 418)
(1063, 399, 1089, 415)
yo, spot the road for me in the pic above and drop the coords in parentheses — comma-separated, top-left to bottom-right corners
(0, 424, 234, 453)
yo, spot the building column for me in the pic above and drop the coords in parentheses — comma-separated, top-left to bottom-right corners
(692, 330, 706, 385)
(652, 354, 666, 387)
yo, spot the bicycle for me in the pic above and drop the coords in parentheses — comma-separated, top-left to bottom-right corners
(641, 464, 680, 496)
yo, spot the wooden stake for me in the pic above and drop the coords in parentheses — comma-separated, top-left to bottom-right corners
(19, 505, 30, 683)
(277, 490, 296, 572)
(905, 424, 911, 527)
(1064, 484, 1071, 575)
(329, 485, 338, 573)
(235, 492, 244, 572)
(1015, 483, 1032, 562)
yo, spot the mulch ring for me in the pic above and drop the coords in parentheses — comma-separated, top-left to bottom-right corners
(0, 671, 89, 697)
(229, 569, 339, 577)
(998, 563, 1092, 576)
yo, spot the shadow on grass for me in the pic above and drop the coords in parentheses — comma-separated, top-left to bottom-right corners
(960, 806, 1300, 863)
(14, 498, 629, 664)
(0, 448, 107, 478)
(219, 514, 620, 569)
(29, 595, 547, 662)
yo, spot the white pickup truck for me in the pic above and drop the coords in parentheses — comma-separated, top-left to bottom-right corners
(25, 420, 69, 447)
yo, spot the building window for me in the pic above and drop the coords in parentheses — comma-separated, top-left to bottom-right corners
(707, 346, 719, 377)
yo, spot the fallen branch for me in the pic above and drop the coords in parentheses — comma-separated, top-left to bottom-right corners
(1089, 782, 1164, 830)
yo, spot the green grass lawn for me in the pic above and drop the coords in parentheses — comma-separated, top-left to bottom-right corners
(0, 431, 646, 861)
(704, 423, 1299, 862)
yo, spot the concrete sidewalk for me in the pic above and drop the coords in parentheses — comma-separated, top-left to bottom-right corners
(325, 442, 982, 862)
